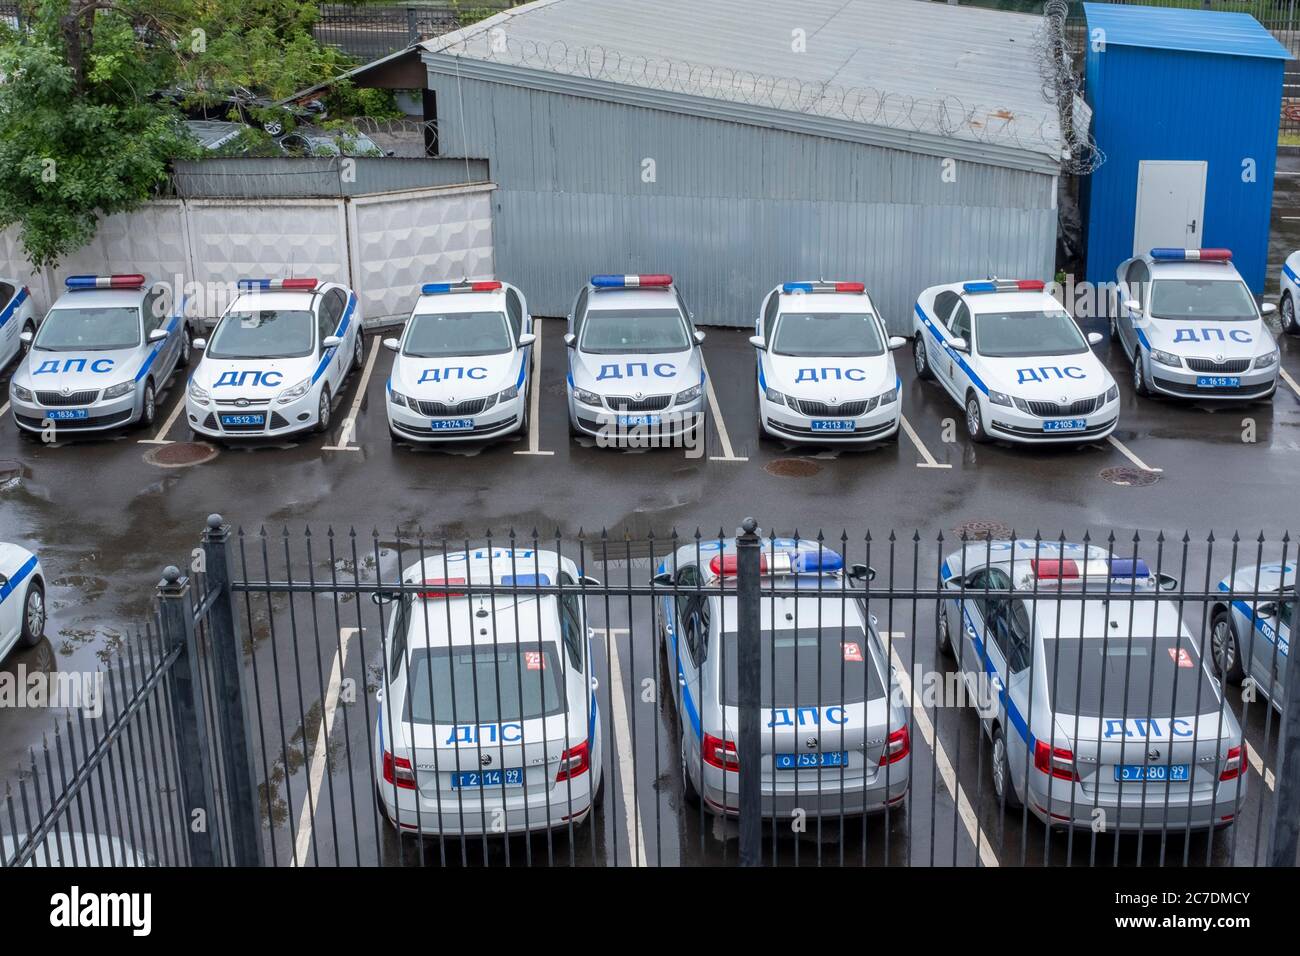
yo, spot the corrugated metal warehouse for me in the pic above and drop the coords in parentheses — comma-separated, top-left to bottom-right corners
(416, 0, 1078, 333)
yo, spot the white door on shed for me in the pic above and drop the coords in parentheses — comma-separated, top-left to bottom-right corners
(1132, 160, 1207, 255)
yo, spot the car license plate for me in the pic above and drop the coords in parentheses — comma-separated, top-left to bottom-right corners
(451, 768, 524, 788)
(810, 420, 855, 432)
(1114, 764, 1189, 782)
(219, 413, 265, 427)
(430, 418, 473, 431)
(774, 751, 849, 770)
(1196, 376, 1240, 388)
(616, 414, 660, 427)
(1043, 418, 1086, 432)
(46, 409, 88, 420)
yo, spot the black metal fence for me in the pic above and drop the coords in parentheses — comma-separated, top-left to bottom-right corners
(5, 516, 1300, 867)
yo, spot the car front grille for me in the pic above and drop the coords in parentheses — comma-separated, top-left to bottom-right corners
(1024, 396, 1100, 418)
(1185, 357, 1252, 374)
(792, 398, 874, 417)
(606, 394, 672, 413)
(35, 389, 99, 407)
(415, 396, 494, 417)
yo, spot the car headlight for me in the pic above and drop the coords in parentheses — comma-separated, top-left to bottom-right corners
(674, 383, 703, 405)
(1254, 350, 1279, 369)
(103, 381, 136, 400)
(389, 387, 408, 408)
(276, 378, 312, 404)
(498, 384, 520, 401)
(188, 379, 209, 404)
(878, 386, 898, 405)
(1149, 348, 1181, 368)
(1104, 384, 1119, 403)
(987, 390, 1013, 407)
(1012, 396, 1031, 413)
(10, 382, 32, 403)
(764, 387, 785, 406)
(573, 387, 602, 406)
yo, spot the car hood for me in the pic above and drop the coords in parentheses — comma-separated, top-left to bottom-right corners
(762, 351, 896, 399)
(191, 353, 320, 399)
(1143, 317, 1275, 359)
(15, 346, 147, 391)
(570, 347, 699, 396)
(978, 350, 1114, 399)
(391, 350, 524, 400)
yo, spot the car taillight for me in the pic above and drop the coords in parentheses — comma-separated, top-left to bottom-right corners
(1220, 745, 1243, 781)
(556, 740, 590, 782)
(1033, 740, 1078, 781)
(382, 751, 416, 790)
(879, 726, 910, 765)
(702, 733, 739, 771)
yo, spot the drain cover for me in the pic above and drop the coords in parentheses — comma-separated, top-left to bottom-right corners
(951, 519, 1013, 540)
(1099, 466, 1160, 487)
(144, 442, 218, 468)
(764, 457, 823, 478)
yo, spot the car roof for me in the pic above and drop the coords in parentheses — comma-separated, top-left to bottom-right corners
(413, 289, 508, 314)
(53, 287, 148, 309)
(961, 290, 1062, 314)
(403, 593, 561, 650)
(776, 291, 876, 314)
(228, 290, 321, 313)
(1026, 598, 1187, 641)
(586, 287, 679, 312)
(1145, 258, 1243, 282)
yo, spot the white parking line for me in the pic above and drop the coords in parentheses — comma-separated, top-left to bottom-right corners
(1106, 435, 1163, 473)
(323, 337, 381, 452)
(0, 399, 8, 420)
(138, 391, 188, 445)
(698, 355, 747, 462)
(599, 627, 648, 866)
(515, 319, 554, 456)
(1280, 366, 1300, 401)
(888, 644, 999, 867)
(1245, 741, 1276, 792)
(900, 415, 951, 469)
(290, 627, 356, 867)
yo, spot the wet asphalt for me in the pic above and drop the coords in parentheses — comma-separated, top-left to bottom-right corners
(2, 167, 1299, 868)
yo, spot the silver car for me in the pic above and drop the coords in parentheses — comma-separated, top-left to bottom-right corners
(941, 540, 1246, 832)
(9, 274, 190, 436)
(653, 538, 910, 818)
(1212, 561, 1294, 709)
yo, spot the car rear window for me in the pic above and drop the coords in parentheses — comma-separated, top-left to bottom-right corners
(720, 626, 884, 707)
(404, 642, 565, 724)
(1044, 636, 1219, 719)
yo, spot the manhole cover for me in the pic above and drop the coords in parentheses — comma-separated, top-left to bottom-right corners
(951, 519, 1014, 540)
(144, 442, 218, 468)
(764, 457, 822, 478)
(1099, 466, 1160, 487)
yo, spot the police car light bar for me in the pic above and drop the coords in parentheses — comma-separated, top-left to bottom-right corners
(962, 280, 1046, 294)
(65, 274, 146, 290)
(422, 281, 502, 294)
(417, 577, 466, 598)
(237, 278, 319, 291)
(781, 281, 865, 294)
(1149, 248, 1232, 262)
(590, 274, 673, 288)
(1031, 558, 1079, 580)
(792, 550, 845, 573)
(1107, 558, 1151, 579)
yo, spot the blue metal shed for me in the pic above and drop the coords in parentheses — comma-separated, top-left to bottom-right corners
(1081, 3, 1290, 293)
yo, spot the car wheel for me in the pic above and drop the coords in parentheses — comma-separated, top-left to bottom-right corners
(913, 335, 933, 380)
(991, 727, 1022, 810)
(680, 731, 701, 808)
(138, 380, 157, 430)
(1108, 311, 1119, 342)
(965, 392, 989, 443)
(179, 328, 192, 368)
(17, 581, 44, 648)
(315, 386, 332, 434)
(1283, 292, 1298, 335)
(937, 604, 953, 658)
(352, 333, 365, 372)
(1210, 609, 1245, 684)
(20, 321, 35, 354)
(1132, 351, 1151, 397)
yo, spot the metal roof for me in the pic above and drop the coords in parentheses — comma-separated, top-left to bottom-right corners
(1082, 3, 1292, 60)
(421, 0, 1071, 171)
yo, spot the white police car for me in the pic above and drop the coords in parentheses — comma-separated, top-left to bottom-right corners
(384, 280, 534, 443)
(9, 274, 189, 436)
(941, 540, 1246, 831)
(1278, 250, 1300, 335)
(565, 274, 706, 445)
(1114, 248, 1279, 400)
(0, 279, 36, 370)
(186, 277, 363, 439)
(1212, 561, 1294, 709)
(913, 278, 1118, 443)
(751, 281, 905, 443)
(0, 543, 44, 663)
(373, 547, 604, 836)
(652, 538, 909, 818)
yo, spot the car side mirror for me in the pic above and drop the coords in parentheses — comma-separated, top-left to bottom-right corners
(148, 328, 169, 343)
(192, 337, 207, 350)
(370, 591, 398, 605)
(19, 331, 33, 345)
(1157, 573, 1179, 592)
(564, 333, 576, 349)
(0, 573, 8, 589)
(748, 335, 767, 351)
(1087, 332, 1104, 346)
(848, 563, 876, 583)
(579, 575, 601, 587)
(1257, 603, 1278, 620)
(651, 571, 674, 587)
(322, 335, 342, 349)
(1261, 302, 1277, 316)
(948, 336, 968, 353)
(1124, 299, 1141, 313)
(517, 332, 536, 348)
(382, 337, 400, 352)
(694, 330, 706, 345)
(887, 336, 907, 351)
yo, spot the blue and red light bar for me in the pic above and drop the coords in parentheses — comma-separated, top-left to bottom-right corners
(1149, 248, 1232, 262)
(65, 274, 146, 290)
(422, 280, 502, 295)
(237, 278, 319, 291)
(417, 577, 466, 598)
(962, 279, 1046, 294)
(792, 549, 844, 573)
(590, 274, 673, 289)
(782, 281, 865, 294)
(1107, 557, 1151, 579)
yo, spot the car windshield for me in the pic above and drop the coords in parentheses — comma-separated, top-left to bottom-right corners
(580, 308, 688, 353)
(33, 307, 140, 352)
(404, 311, 513, 358)
(207, 310, 316, 359)
(771, 312, 884, 357)
(1044, 636, 1219, 719)
(721, 626, 885, 706)
(974, 310, 1088, 358)
(1150, 279, 1257, 322)
(404, 643, 565, 724)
